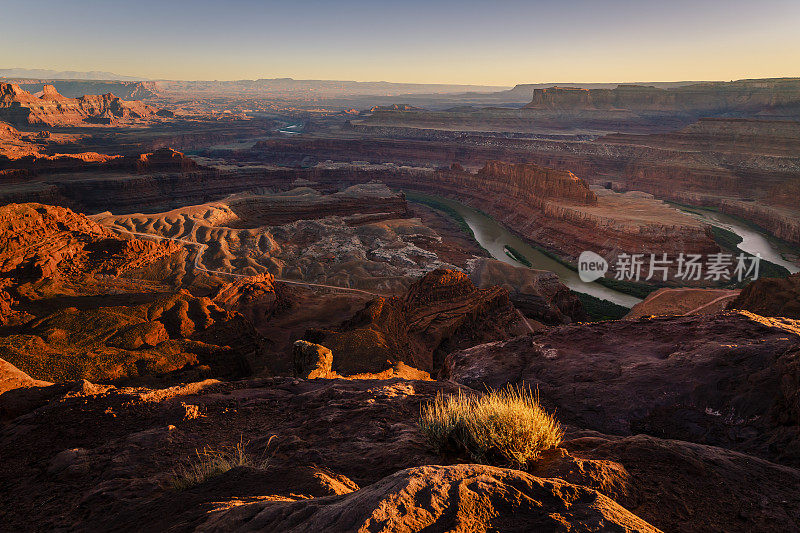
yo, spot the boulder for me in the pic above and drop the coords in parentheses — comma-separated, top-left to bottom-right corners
(293, 340, 334, 379)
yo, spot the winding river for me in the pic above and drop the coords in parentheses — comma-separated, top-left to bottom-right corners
(408, 193, 642, 308)
(677, 207, 800, 274)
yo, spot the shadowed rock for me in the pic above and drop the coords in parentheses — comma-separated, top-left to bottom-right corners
(293, 340, 334, 379)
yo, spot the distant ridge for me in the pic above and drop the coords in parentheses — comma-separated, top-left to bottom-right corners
(0, 68, 147, 81)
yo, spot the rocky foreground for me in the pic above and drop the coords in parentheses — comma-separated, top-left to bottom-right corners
(0, 200, 799, 531)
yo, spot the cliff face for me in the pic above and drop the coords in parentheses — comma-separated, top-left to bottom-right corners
(477, 161, 597, 205)
(367, 161, 716, 262)
(727, 273, 800, 319)
(0, 148, 200, 183)
(4, 79, 159, 100)
(596, 118, 800, 244)
(525, 78, 800, 117)
(0, 83, 164, 127)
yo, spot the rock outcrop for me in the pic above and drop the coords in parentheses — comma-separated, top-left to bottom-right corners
(3, 79, 159, 100)
(202, 464, 660, 532)
(0, 290, 268, 382)
(0, 203, 182, 324)
(211, 273, 283, 329)
(422, 162, 717, 262)
(525, 78, 800, 117)
(1, 376, 798, 532)
(727, 273, 800, 319)
(476, 160, 598, 205)
(0, 82, 165, 127)
(442, 311, 800, 466)
(306, 269, 530, 375)
(292, 340, 334, 379)
(92, 187, 457, 293)
(468, 258, 586, 324)
(0, 357, 51, 394)
(0, 203, 279, 383)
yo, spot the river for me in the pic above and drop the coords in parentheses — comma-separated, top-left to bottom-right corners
(677, 207, 800, 274)
(408, 193, 642, 308)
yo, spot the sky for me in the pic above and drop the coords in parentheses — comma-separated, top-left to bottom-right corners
(1, 0, 799, 85)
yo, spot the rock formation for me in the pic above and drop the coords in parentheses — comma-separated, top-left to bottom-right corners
(306, 269, 530, 375)
(727, 272, 800, 319)
(0, 290, 268, 382)
(467, 258, 586, 324)
(1, 376, 799, 531)
(476, 160, 598, 205)
(414, 161, 717, 262)
(292, 340, 334, 379)
(2, 79, 159, 100)
(0, 357, 51, 394)
(442, 311, 800, 466)
(0, 203, 182, 324)
(0, 82, 165, 127)
(525, 79, 800, 118)
(203, 464, 660, 532)
(91, 186, 457, 293)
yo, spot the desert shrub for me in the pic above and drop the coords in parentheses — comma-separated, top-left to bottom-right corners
(170, 439, 271, 490)
(420, 385, 563, 467)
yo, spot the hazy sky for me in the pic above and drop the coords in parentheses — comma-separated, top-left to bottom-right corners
(2, 0, 799, 85)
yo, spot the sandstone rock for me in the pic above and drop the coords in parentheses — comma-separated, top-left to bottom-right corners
(212, 273, 282, 329)
(1, 376, 797, 532)
(727, 272, 800, 319)
(524, 79, 800, 116)
(443, 311, 800, 466)
(478, 160, 598, 205)
(0, 357, 51, 394)
(0, 203, 181, 324)
(198, 464, 660, 532)
(293, 340, 334, 379)
(0, 82, 167, 127)
(306, 269, 529, 375)
(0, 290, 268, 383)
(468, 258, 586, 323)
(536, 433, 800, 533)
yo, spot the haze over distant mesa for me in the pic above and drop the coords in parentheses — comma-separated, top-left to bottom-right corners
(1, 1, 800, 531)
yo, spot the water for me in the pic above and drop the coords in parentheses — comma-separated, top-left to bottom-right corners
(278, 122, 304, 135)
(679, 207, 799, 274)
(409, 193, 642, 308)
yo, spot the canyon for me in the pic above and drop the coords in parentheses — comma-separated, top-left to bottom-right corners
(1, 73, 800, 531)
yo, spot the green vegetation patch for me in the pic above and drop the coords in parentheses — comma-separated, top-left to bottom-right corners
(503, 245, 533, 267)
(576, 292, 630, 322)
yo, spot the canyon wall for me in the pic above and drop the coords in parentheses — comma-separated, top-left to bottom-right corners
(525, 78, 800, 117)
(476, 161, 597, 205)
(250, 117, 800, 245)
(0, 83, 166, 127)
(0, 79, 159, 100)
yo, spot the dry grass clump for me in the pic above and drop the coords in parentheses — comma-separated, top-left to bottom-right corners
(170, 439, 271, 490)
(420, 385, 563, 467)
